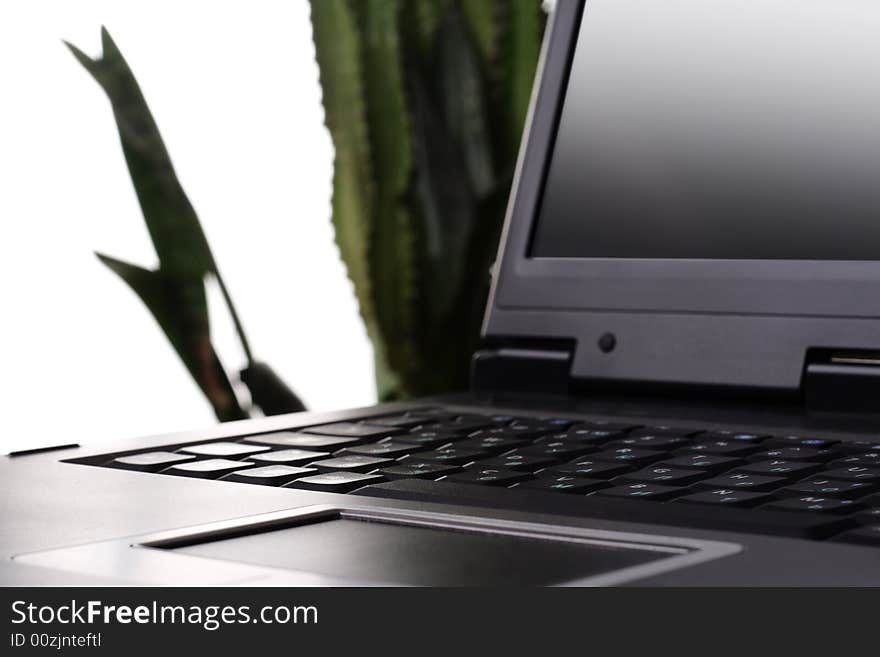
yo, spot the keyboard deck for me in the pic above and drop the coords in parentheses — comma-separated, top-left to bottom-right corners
(70, 408, 880, 547)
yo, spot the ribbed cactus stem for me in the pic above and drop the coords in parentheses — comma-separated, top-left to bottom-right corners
(310, 0, 545, 399)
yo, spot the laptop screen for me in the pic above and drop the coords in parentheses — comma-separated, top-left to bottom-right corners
(531, 0, 880, 260)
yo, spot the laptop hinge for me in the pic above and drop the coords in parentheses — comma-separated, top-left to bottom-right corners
(803, 349, 880, 414)
(471, 346, 573, 395)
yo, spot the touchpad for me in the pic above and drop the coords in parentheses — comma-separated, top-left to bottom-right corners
(158, 510, 682, 586)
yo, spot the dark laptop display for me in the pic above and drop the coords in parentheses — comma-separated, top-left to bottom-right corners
(533, 0, 880, 260)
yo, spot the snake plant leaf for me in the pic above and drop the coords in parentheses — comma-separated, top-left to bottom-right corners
(405, 0, 446, 58)
(240, 361, 306, 415)
(309, 5, 379, 342)
(408, 9, 493, 324)
(309, 0, 373, 317)
(457, 0, 498, 68)
(66, 29, 215, 281)
(439, 10, 495, 198)
(357, 0, 419, 385)
(307, 0, 544, 399)
(71, 30, 305, 418)
(311, 0, 404, 399)
(408, 71, 473, 325)
(501, 1, 545, 155)
(96, 253, 246, 421)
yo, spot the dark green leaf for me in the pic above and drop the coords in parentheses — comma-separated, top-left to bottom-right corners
(69, 29, 272, 420)
(439, 10, 495, 198)
(67, 30, 215, 280)
(357, 1, 420, 385)
(309, 0, 374, 319)
(408, 10, 494, 324)
(311, 0, 405, 399)
(240, 361, 306, 415)
(96, 253, 246, 421)
(458, 0, 498, 67)
(306, 1, 544, 400)
(405, 0, 446, 58)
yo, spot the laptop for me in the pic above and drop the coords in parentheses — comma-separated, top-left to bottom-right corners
(4, 0, 880, 586)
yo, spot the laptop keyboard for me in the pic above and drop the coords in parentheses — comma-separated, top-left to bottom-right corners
(74, 408, 880, 547)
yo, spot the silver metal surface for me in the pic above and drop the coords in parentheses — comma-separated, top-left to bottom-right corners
(13, 504, 741, 587)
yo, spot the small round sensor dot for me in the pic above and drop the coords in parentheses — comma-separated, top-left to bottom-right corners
(598, 332, 616, 353)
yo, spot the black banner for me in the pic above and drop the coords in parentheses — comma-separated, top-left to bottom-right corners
(1, 587, 875, 655)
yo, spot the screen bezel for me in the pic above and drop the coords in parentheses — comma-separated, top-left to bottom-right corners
(493, 0, 880, 318)
(482, 0, 880, 390)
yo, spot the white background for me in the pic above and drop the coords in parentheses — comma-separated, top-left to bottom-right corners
(0, 0, 376, 453)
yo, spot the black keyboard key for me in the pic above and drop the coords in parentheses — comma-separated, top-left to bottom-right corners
(485, 414, 523, 425)
(469, 424, 553, 441)
(548, 459, 633, 479)
(820, 466, 880, 483)
(831, 453, 880, 467)
(221, 465, 316, 486)
(460, 427, 543, 445)
(831, 524, 880, 547)
(408, 446, 491, 465)
(109, 451, 196, 472)
(178, 442, 271, 458)
(839, 440, 880, 454)
(517, 475, 610, 494)
(243, 432, 360, 449)
(474, 454, 559, 472)
(285, 471, 384, 493)
(630, 426, 701, 438)
(394, 431, 459, 448)
(309, 455, 395, 473)
(855, 508, 880, 525)
(578, 420, 640, 433)
(445, 468, 532, 487)
(619, 466, 709, 486)
(359, 480, 858, 539)
(780, 477, 877, 499)
(678, 440, 760, 457)
(861, 494, 880, 508)
(696, 431, 767, 444)
(304, 422, 404, 439)
(516, 440, 597, 460)
(249, 448, 329, 465)
(506, 420, 560, 435)
(750, 446, 837, 462)
(763, 496, 862, 515)
(563, 427, 623, 443)
(405, 408, 457, 420)
(658, 454, 745, 473)
(608, 435, 691, 450)
(736, 460, 823, 478)
(596, 483, 684, 501)
(419, 419, 494, 434)
(591, 447, 667, 467)
(467, 425, 536, 439)
(162, 458, 255, 479)
(363, 415, 434, 429)
(457, 413, 508, 426)
(452, 437, 528, 453)
(340, 442, 414, 458)
(675, 489, 770, 508)
(378, 462, 461, 480)
(537, 417, 579, 429)
(695, 472, 787, 492)
(766, 436, 840, 450)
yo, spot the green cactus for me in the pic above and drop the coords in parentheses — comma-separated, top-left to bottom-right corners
(310, 0, 546, 399)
